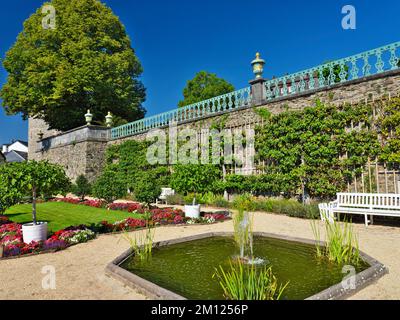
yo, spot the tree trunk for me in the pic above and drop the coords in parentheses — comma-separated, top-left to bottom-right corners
(32, 186, 37, 225)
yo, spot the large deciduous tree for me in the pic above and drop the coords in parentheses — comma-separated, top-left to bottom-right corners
(0, 0, 146, 131)
(178, 71, 234, 107)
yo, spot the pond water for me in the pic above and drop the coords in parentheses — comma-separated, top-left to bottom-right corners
(121, 236, 368, 300)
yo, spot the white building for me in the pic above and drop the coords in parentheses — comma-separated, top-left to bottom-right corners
(1, 140, 28, 162)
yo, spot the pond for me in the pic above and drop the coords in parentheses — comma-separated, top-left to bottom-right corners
(121, 236, 368, 300)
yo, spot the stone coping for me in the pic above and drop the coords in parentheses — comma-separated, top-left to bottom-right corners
(105, 231, 388, 300)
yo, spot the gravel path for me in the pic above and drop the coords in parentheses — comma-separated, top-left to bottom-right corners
(0, 212, 399, 300)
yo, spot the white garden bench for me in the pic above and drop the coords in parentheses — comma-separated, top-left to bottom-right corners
(319, 193, 400, 226)
(156, 188, 175, 205)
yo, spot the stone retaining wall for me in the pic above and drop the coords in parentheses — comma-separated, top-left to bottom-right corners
(28, 70, 400, 182)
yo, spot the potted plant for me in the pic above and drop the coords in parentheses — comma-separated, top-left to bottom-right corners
(12, 161, 70, 244)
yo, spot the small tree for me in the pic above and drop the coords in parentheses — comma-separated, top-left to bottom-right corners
(0, 164, 22, 214)
(72, 175, 92, 201)
(92, 169, 127, 203)
(133, 174, 161, 205)
(0, 161, 70, 223)
(170, 164, 222, 203)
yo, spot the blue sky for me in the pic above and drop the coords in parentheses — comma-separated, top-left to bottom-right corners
(0, 0, 399, 145)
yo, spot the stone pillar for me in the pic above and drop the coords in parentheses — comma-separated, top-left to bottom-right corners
(249, 78, 266, 106)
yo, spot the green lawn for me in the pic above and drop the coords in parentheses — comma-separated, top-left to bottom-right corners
(5, 202, 142, 232)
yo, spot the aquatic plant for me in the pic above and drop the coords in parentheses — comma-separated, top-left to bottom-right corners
(310, 220, 323, 258)
(213, 259, 288, 300)
(311, 219, 362, 266)
(122, 224, 155, 262)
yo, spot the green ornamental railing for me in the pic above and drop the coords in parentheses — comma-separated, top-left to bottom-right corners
(111, 87, 251, 139)
(111, 41, 400, 140)
(264, 41, 400, 99)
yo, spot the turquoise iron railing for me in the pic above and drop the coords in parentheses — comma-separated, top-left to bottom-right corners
(112, 42, 400, 140)
(111, 87, 251, 139)
(265, 41, 400, 100)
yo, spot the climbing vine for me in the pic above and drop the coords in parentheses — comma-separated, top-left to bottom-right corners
(222, 98, 398, 200)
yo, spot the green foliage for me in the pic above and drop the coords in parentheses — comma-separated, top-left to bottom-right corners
(200, 192, 229, 208)
(378, 97, 400, 163)
(1, 0, 145, 131)
(171, 164, 222, 195)
(320, 63, 349, 83)
(232, 193, 256, 212)
(229, 194, 319, 219)
(312, 219, 362, 266)
(165, 193, 185, 206)
(99, 140, 170, 203)
(122, 224, 155, 262)
(178, 71, 234, 107)
(72, 175, 92, 201)
(213, 260, 288, 300)
(92, 168, 127, 203)
(0, 161, 70, 222)
(254, 100, 381, 199)
(256, 198, 320, 219)
(0, 183, 20, 214)
(133, 173, 161, 204)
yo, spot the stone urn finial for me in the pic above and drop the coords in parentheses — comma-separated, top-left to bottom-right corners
(251, 52, 266, 79)
(105, 112, 113, 127)
(85, 109, 93, 125)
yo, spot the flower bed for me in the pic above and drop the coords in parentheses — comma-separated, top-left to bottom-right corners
(97, 218, 147, 233)
(54, 197, 106, 208)
(0, 205, 230, 259)
(0, 223, 96, 258)
(151, 208, 185, 225)
(107, 202, 143, 213)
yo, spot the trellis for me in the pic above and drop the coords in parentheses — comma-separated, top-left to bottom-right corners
(223, 92, 400, 195)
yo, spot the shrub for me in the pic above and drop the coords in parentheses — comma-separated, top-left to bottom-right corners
(92, 169, 127, 203)
(232, 193, 256, 211)
(236, 196, 320, 220)
(133, 174, 161, 204)
(200, 192, 229, 208)
(72, 175, 92, 201)
(165, 193, 185, 205)
(211, 196, 229, 208)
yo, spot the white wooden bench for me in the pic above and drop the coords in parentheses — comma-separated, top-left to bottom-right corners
(156, 188, 175, 205)
(319, 193, 400, 226)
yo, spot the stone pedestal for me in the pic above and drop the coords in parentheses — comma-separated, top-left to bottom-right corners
(249, 78, 266, 106)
